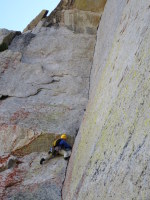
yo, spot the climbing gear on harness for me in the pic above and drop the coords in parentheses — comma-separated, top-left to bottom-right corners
(48, 147, 53, 154)
(53, 138, 62, 147)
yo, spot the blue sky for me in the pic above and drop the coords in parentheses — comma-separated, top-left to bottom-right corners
(0, 0, 60, 31)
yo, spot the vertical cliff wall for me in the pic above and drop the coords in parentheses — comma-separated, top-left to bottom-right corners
(63, 0, 150, 199)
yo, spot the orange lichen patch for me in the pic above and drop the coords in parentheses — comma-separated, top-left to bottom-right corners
(1, 58, 11, 74)
(0, 124, 17, 131)
(0, 155, 10, 164)
(0, 53, 19, 74)
(0, 123, 9, 131)
(4, 168, 23, 188)
(10, 109, 30, 124)
(0, 167, 24, 198)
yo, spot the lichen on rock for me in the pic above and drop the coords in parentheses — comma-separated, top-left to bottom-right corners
(63, 0, 150, 199)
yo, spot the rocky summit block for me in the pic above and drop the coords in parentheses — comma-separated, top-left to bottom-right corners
(43, 0, 107, 34)
(0, 29, 21, 52)
(23, 10, 49, 32)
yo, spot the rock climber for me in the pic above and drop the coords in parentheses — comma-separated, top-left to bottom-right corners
(40, 133, 72, 165)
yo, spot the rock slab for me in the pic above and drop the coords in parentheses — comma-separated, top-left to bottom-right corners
(0, 22, 96, 200)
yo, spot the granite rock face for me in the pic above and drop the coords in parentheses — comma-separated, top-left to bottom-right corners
(0, 0, 102, 198)
(0, 153, 67, 200)
(0, 27, 96, 156)
(63, 0, 150, 199)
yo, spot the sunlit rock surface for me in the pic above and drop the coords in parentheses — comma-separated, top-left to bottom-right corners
(63, 0, 150, 199)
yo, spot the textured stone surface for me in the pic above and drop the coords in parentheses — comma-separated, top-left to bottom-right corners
(0, 26, 96, 156)
(63, 0, 150, 199)
(0, 153, 67, 200)
(63, 9, 101, 34)
(0, 25, 96, 200)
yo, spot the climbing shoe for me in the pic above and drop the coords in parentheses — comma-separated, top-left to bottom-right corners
(64, 157, 70, 161)
(40, 158, 45, 165)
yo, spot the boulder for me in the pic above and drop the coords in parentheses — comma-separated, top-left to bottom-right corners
(0, 29, 21, 52)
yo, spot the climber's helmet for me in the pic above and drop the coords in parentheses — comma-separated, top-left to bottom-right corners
(61, 134, 67, 140)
